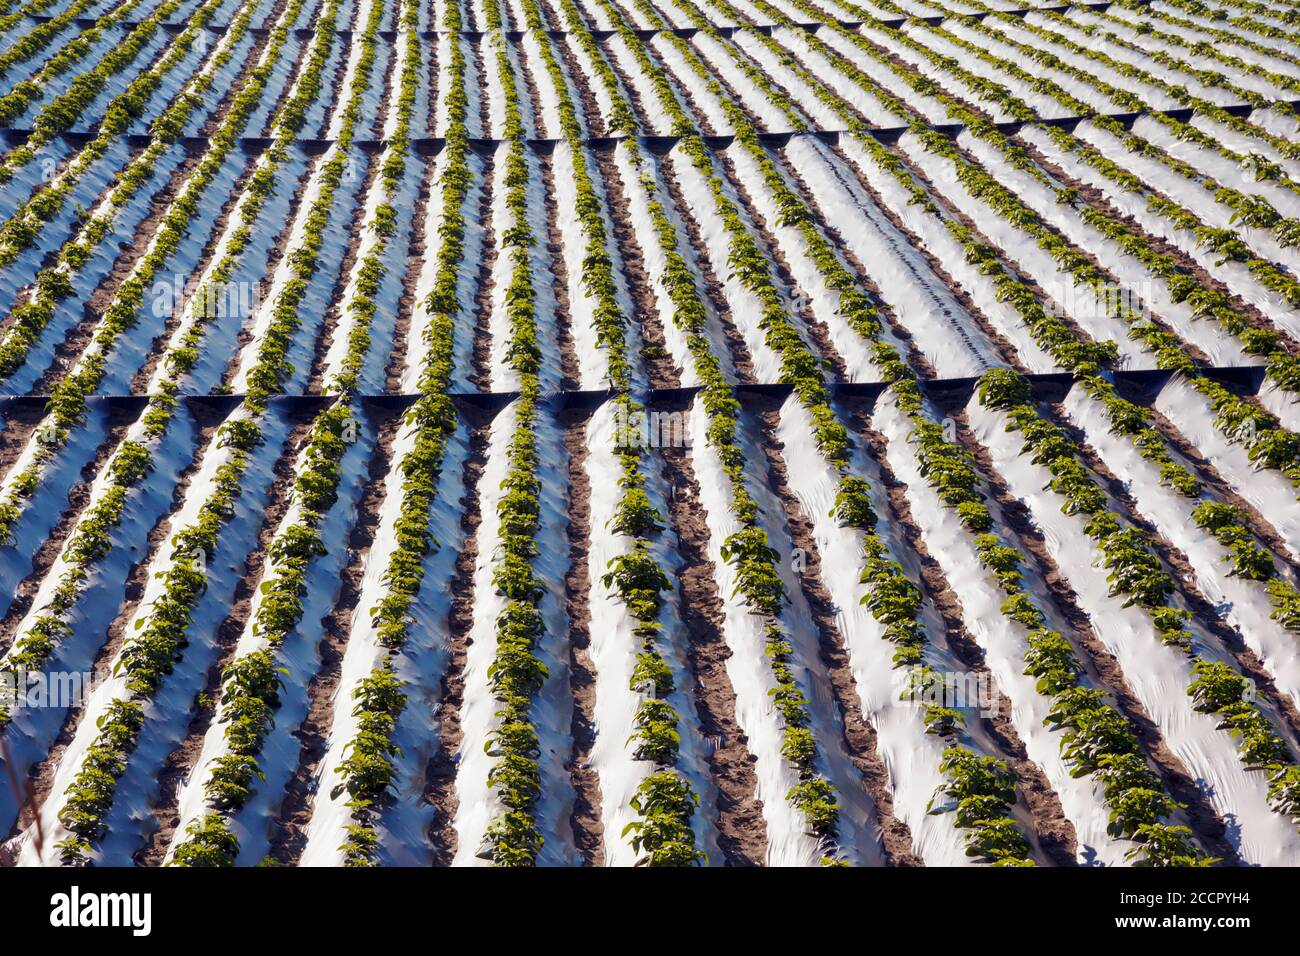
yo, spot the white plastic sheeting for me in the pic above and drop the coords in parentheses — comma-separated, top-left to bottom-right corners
(1026, 123, 1300, 341)
(606, 33, 681, 134)
(1155, 375, 1300, 562)
(793, 134, 1014, 374)
(404, 149, 488, 394)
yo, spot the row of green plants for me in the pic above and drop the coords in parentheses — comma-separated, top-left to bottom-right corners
(704, 0, 1300, 640)
(907, 367, 1219, 863)
(170, 0, 423, 867)
(0, 0, 341, 725)
(591, 0, 1039, 864)
(996, 3, 1300, 164)
(134, 0, 343, 435)
(823, 0, 1300, 523)
(1058, 2, 1300, 109)
(1176, 0, 1300, 27)
(1035, 4, 1300, 133)
(602, 0, 854, 861)
(51, 0, 390, 865)
(963, 2, 1300, 256)
(704, 0, 1239, 863)
(892, 12, 1300, 355)
(467, 0, 553, 867)
(668, 0, 1241, 861)
(950, 143, 1300, 634)
(900, 6, 1300, 485)
(655, 0, 1081, 868)
(841, 0, 1300, 350)
(518, 0, 706, 865)
(8, 5, 250, 239)
(559, 0, 744, 866)
(575, 0, 851, 863)
(1, 0, 192, 143)
(691, 0, 1237, 853)
(314, 0, 472, 867)
(167, 409, 348, 866)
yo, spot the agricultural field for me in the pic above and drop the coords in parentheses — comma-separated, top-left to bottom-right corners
(0, 0, 1296, 872)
